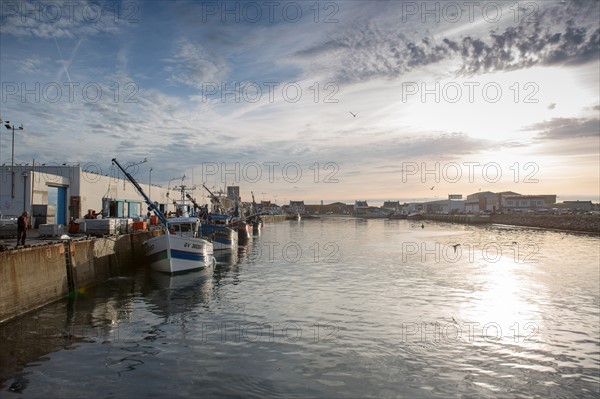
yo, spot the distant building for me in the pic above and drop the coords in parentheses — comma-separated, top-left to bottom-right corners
(289, 200, 305, 214)
(227, 186, 240, 202)
(465, 191, 522, 213)
(553, 200, 593, 212)
(503, 195, 557, 211)
(260, 200, 272, 212)
(422, 195, 465, 213)
(354, 200, 369, 214)
(465, 191, 501, 213)
(321, 202, 350, 214)
(382, 201, 401, 212)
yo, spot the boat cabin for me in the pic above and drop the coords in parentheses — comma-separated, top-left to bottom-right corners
(167, 217, 200, 238)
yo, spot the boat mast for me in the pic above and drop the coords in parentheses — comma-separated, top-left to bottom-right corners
(202, 184, 225, 213)
(112, 158, 168, 225)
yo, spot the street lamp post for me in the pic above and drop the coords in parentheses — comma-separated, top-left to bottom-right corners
(4, 121, 24, 199)
(149, 167, 153, 199)
(22, 172, 28, 212)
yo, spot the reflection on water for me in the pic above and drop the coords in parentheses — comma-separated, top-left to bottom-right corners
(1, 219, 599, 398)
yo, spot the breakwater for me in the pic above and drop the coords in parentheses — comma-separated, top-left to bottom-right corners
(0, 231, 157, 324)
(423, 213, 599, 233)
(260, 214, 287, 223)
(423, 214, 491, 224)
(489, 213, 600, 233)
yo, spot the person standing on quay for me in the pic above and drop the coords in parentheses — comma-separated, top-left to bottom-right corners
(17, 211, 28, 246)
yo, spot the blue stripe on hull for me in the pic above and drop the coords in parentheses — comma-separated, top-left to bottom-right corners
(170, 249, 209, 261)
(147, 249, 209, 263)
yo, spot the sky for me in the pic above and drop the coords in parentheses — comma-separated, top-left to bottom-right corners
(1, 0, 599, 205)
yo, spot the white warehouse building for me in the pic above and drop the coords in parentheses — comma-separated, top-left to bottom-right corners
(0, 165, 180, 226)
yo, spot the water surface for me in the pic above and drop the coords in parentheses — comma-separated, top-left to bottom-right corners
(1, 218, 599, 398)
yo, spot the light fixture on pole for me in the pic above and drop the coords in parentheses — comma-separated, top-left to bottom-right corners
(149, 167, 153, 199)
(4, 121, 24, 199)
(122, 158, 148, 189)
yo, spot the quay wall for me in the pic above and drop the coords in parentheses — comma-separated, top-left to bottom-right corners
(0, 231, 156, 324)
(0, 245, 68, 325)
(261, 215, 287, 223)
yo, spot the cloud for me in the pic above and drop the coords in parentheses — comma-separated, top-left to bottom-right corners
(525, 117, 600, 139)
(453, 20, 599, 75)
(294, 2, 600, 82)
(164, 40, 230, 89)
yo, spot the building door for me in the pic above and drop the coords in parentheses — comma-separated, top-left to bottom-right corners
(56, 186, 67, 225)
(47, 186, 67, 225)
(117, 201, 124, 217)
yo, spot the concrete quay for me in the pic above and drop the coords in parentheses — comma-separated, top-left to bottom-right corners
(0, 231, 157, 324)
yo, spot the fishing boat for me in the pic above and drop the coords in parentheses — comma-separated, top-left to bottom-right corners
(286, 211, 301, 221)
(388, 211, 408, 220)
(186, 193, 238, 250)
(248, 191, 263, 235)
(230, 218, 252, 244)
(144, 217, 215, 273)
(202, 184, 252, 245)
(112, 158, 215, 273)
(407, 211, 423, 221)
(248, 215, 263, 235)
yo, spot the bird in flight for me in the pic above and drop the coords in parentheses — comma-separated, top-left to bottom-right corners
(349, 111, 357, 117)
(430, 186, 435, 190)
(451, 243, 461, 253)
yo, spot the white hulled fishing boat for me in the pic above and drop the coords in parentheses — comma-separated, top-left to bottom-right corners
(143, 216, 214, 273)
(112, 158, 215, 273)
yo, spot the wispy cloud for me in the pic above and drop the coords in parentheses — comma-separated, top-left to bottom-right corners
(164, 39, 230, 89)
(0, 0, 125, 39)
(526, 117, 600, 140)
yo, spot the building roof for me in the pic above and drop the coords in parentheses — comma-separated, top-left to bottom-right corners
(497, 191, 521, 196)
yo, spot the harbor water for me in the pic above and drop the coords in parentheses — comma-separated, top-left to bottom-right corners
(1, 218, 599, 398)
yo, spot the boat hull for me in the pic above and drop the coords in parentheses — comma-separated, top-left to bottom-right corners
(407, 213, 423, 221)
(230, 221, 252, 245)
(201, 223, 238, 250)
(251, 220, 262, 235)
(144, 234, 214, 273)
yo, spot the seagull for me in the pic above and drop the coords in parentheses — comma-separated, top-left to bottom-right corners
(430, 186, 435, 190)
(349, 111, 357, 117)
(452, 317, 458, 325)
(451, 243, 461, 253)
